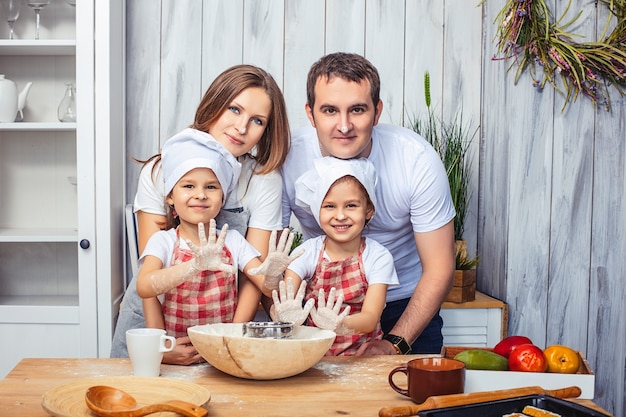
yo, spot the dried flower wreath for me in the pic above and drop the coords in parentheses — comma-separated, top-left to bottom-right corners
(490, 0, 626, 111)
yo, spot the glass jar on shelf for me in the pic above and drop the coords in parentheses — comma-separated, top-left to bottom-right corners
(58, 82, 77, 122)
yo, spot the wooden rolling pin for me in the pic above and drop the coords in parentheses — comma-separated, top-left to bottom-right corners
(378, 386, 581, 417)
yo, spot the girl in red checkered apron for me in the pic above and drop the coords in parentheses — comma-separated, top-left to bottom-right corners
(136, 129, 302, 341)
(271, 157, 399, 356)
(162, 231, 238, 338)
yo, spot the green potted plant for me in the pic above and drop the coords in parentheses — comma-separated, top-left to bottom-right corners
(408, 72, 479, 301)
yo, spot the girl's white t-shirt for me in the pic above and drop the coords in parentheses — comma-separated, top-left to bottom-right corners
(287, 236, 399, 287)
(140, 227, 260, 275)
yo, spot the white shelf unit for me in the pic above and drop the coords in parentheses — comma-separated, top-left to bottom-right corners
(0, 0, 126, 379)
(0, 40, 76, 55)
(440, 291, 508, 347)
(0, 122, 76, 130)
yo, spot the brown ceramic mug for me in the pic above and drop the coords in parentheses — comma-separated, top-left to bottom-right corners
(388, 357, 465, 404)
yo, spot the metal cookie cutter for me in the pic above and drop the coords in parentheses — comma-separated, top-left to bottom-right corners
(242, 321, 294, 339)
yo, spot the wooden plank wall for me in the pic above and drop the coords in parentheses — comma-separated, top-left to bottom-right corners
(124, 1, 625, 415)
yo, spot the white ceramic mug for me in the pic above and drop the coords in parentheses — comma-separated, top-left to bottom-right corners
(126, 328, 176, 377)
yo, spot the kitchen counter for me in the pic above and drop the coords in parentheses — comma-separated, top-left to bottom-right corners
(0, 356, 611, 416)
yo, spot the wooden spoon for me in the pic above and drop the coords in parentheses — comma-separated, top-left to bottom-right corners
(85, 385, 208, 417)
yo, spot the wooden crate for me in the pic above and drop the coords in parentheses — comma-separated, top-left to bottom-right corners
(445, 270, 476, 303)
(442, 346, 595, 398)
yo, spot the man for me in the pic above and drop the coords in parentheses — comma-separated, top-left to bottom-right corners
(281, 52, 456, 354)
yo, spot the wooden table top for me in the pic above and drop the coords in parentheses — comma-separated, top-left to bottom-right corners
(441, 290, 506, 309)
(0, 356, 611, 417)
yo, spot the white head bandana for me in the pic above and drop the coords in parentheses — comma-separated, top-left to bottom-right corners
(162, 128, 241, 197)
(295, 157, 378, 227)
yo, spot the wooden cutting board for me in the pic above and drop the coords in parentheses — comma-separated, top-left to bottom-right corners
(41, 376, 210, 417)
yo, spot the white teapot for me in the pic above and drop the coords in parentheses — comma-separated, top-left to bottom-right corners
(0, 75, 33, 122)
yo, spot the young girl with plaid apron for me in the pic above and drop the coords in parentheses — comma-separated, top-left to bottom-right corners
(276, 157, 399, 356)
(136, 129, 301, 341)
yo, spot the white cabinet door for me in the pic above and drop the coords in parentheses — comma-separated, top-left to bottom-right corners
(0, 0, 125, 378)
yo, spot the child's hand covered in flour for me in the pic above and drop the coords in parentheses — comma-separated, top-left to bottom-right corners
(270, 278, 314, 326)
(187, 219, 236, 275)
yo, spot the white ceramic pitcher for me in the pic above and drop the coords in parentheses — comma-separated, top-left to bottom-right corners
(0, 75, 33, 122)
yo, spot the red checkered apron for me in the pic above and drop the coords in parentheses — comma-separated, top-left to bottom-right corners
(305, 237, 382, 356)
(162, 229, 237, 338)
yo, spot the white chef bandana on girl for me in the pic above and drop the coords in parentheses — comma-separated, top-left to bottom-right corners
(295, 156, 378, 227)
(161, 128, 241, 198)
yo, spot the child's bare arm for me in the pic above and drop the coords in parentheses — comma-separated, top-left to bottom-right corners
(136, 255, 191, 297)
(342, 284, 388, 333)
(142, 297, 165, 329)
(233, 274, 262, 322)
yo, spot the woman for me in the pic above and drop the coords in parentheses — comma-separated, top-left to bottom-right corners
(111, 64, 290, 364)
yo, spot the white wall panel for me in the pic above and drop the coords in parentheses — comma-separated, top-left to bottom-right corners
(242, 0, 284, 86)
(125, 0, 162, 198)
(283, 0, 325, 129)
(202, 0, 244, 90)
(326, 0, 365, 54)
(404, 1, 443, 123)
(365, 0, 405, 124)
(547, 0, 595, 348)
(443, 1, 482, 256)
(159, 0, 203, 142)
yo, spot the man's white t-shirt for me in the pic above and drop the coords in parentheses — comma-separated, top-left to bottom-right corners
(135, 155, 283, 236)
(287, 236, 399, 288)
(281, 124, 455, 302)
